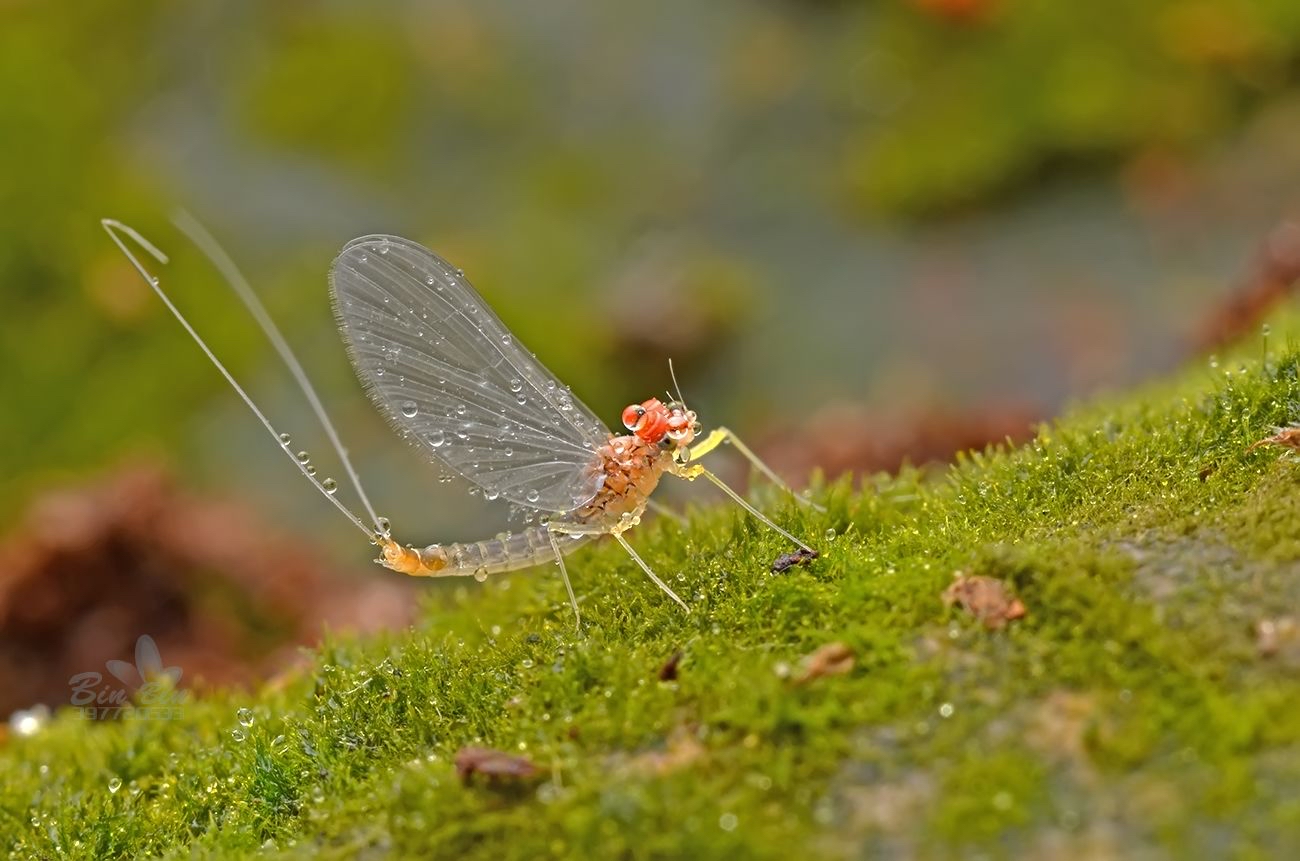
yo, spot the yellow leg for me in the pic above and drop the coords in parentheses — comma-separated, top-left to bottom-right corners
(686, 427, 825, 512)
(674, 462, 816, 553)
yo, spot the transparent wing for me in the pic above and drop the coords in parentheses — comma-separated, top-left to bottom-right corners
(330, 235, 611, 513)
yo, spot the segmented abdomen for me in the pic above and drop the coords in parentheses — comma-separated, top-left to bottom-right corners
(416, 526, 591, 578)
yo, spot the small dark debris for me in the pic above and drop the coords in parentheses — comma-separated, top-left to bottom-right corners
(942, 573, 1026, 630)
(1198, 463, 1217, 482)
(658, 649, 683, 682)
(796, 642, 855, 684)
(772, 547, 819, 573)
(454, 746, 539, 786)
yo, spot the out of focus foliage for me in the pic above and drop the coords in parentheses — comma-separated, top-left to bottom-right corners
(849, 0, 1300, 215)
(5, 0, 1300, 513)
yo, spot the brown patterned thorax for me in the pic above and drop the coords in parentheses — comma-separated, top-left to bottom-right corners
(568, 433, 671, 528)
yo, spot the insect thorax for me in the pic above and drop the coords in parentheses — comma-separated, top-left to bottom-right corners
(564, 434, 671, 529)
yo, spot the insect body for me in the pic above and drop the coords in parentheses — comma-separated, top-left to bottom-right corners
(103, 221, 817, 624)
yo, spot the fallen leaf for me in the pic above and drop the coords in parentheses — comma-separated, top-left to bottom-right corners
(942, 573, 1026, 630)
(1247, 426, 1300, 454)
(1192, 219, 1300, 355)
(453, 746, 539, 785)
(0, 464, 419, 715)
(796, 642, 855, 683)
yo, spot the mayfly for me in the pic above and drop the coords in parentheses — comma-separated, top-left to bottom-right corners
(101, 217, 818, 624)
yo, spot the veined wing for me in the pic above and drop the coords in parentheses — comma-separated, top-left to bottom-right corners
(329, 235, 611, 513)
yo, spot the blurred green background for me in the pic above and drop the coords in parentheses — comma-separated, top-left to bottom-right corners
(6, 0, 1300, 561)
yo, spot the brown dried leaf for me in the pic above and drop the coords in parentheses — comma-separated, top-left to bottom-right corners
(796, 641, 855, 683)
(454, 746, 539, 785)
(753, 400, 1039, 488)
(1247, 426, 1300, 454)
(0, 463, 420, 715)
(1192, 220, 1300, 355)
(942, 573, 1026, 630)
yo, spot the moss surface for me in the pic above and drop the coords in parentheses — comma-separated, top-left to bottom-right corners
(6, 319, 1300, 860)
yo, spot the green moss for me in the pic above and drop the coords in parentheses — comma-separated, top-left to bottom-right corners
(8, 321, 1300, 859)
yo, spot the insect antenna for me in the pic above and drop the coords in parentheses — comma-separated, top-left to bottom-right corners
(667, 358, 688, 411)
(171, 210, 384, 534)
(100, 218, 377, 540)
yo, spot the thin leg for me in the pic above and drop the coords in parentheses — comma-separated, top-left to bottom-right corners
(612, 532, 689, 612)
(677, 463, 816, 554)
(547, 527, 581, 629)
(688, 427, 825, 512)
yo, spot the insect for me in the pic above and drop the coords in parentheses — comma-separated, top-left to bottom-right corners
(102, 218, 818, 625)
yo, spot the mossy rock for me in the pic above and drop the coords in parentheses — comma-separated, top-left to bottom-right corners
(6, 317, 1300, 860)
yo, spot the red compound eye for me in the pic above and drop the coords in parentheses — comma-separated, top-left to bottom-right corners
(623, 399, 670, 442)
(622, 404, 647, 432)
